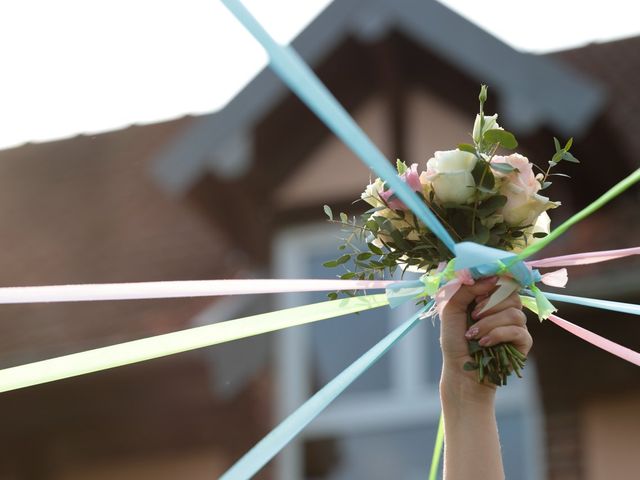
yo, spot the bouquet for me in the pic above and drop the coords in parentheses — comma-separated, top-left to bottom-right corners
(324, 85, 579, 386)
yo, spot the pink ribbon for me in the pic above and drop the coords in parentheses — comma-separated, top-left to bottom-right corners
(540, 268, 568, 288)
(0, 279, 395, 304)
(548, 314, 640, 367)
(527, 246, 640, 268)
(434, 270, 474, 315)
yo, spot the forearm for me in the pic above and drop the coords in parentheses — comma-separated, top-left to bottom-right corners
(440, 365, 505, 480)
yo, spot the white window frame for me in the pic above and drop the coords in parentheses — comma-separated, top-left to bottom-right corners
(273, 222, 545, 479)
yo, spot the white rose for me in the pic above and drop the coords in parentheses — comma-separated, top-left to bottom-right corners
(425, 149, 477, 204)
(472, 113, 501, 145)
(361, 178, 385, 207)
(500, 182, 559, 226)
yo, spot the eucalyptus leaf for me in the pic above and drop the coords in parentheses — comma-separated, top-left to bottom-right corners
(323, 205, 333, 220)
(390, 229, 411, 250)
(484, 129, 518, 149)
(562, 151, 580, 163)
(336, 254, 351, 265)
(477, 195, 507, 216)
(471, 159, 486, 185)
(489, 162, 517, 174)
(463, 361, 479, 371)
(481, 168, 495, 190)
(368, 242, 384, 255)
(365, 220, 379, 233)
(340, 272, 357, 279)
(468, 340, 482, 354)
(471, 223, 490, 244)
(458, 143, 476, 154)
(564, 137, 573, 150)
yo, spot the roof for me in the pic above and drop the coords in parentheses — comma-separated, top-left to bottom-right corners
(553, 35, 640, 170)
(152, 0, 604, 195)
(0, 118, 238, 365)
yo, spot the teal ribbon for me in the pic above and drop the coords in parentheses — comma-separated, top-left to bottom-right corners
(220, 0, 456, 254)
(535, 291, 640, 316)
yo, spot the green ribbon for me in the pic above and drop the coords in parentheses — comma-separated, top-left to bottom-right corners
(0, 294, 389, 393)
(529, 285, 557, 320)
(516, 168, 640, 261)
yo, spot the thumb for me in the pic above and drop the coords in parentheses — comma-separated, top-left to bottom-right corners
(445, 276, 498, 315)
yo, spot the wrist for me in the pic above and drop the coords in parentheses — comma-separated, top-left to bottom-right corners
(440, 361, 496, 408)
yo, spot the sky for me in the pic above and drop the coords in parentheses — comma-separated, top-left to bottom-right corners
(0, 0, 638, 151)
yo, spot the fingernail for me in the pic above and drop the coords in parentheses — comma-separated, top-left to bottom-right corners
(465, 326, 479, 339)
(472, 301, 487, 319)
(479, 336, 491, 347)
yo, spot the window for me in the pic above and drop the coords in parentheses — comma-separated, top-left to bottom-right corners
(274, 223, 545, 479)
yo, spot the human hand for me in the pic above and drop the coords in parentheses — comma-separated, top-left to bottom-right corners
(439, 276, 532, 400)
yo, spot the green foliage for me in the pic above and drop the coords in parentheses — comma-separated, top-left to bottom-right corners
(323, 205, 333, 220)
(321, 84, 580, 301)
(471, 160, 496, 191)
(539, 137, 579, 191)
(489, 162, 517, 174)
(483, 129, 518, 149)
(458, 143, 476, 154)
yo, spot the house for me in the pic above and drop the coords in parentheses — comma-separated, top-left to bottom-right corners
(0, 0, 638, 478)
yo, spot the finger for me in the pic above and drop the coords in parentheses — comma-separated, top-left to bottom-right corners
(471, 292, 523, 321)
(465, 307, 527, 340)
(445, 276, 498, 314)
(477, 325, 532, 356)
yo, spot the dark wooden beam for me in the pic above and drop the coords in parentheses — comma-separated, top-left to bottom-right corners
(371, 35, 407, 161)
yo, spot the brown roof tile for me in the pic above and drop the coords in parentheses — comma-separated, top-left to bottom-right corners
(0, 118, 235, 365)
(552, 35, 640, 168)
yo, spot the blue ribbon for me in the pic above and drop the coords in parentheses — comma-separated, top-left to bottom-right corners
(220, 0, 456, 254)
(540, 291, 640, 316)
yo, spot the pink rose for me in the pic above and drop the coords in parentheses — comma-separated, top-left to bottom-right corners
(492, 153, 539, 194)
(492, 154, 559, 226)
(379, 163, 423, 210)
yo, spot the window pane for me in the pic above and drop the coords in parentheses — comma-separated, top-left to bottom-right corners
(497, 411, 533, 476)
(306, 251, 391, 394)
(423, 316, 443, 385)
